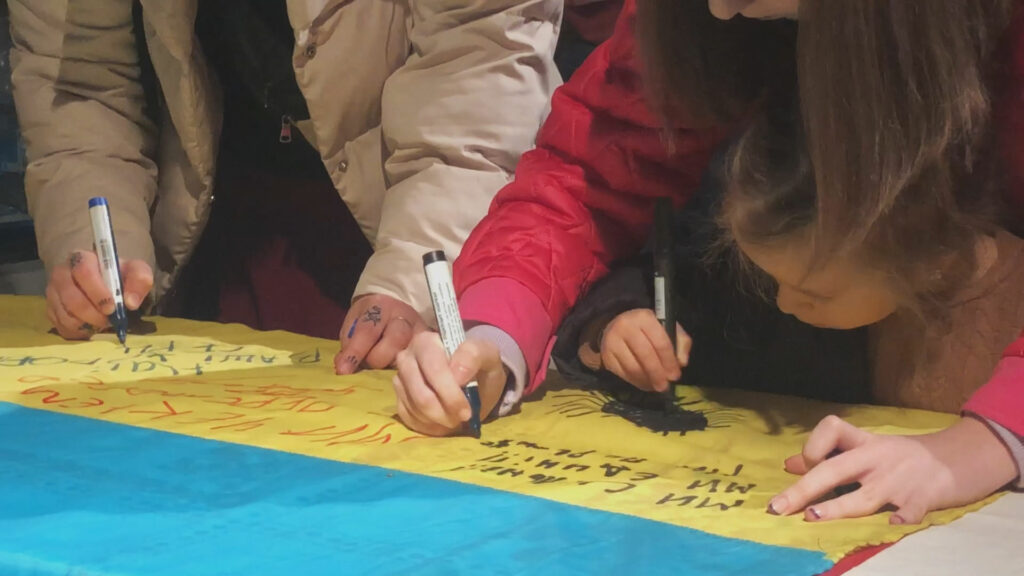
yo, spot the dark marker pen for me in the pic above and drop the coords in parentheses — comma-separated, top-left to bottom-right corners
(423, 250, 481, 438)
(653, 197, 676, 409)
(88, 197, 128, 347)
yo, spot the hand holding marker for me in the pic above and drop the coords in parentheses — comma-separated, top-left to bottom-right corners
(88, 197, 129, 346)
(423, 250, 482, 438)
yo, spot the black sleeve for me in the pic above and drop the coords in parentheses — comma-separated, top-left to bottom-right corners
(551, 254, 654, 390)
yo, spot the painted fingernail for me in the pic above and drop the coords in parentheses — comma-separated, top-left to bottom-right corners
(890, 514, 905, 525)
(767, 495, 787, 515)
(806, 507, 823, 521)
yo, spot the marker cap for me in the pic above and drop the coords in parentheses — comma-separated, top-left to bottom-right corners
(88, 197, 109, 208)
(422, 250, 447, 266)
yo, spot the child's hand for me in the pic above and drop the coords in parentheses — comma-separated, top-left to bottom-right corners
(600, 308, 691, 393)
(392, 332, 508, 436)
(768, 415, 1018, 524)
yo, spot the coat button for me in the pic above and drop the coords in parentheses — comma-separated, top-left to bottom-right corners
(305, 44, 317, 59)
(338, 160, 349, 172)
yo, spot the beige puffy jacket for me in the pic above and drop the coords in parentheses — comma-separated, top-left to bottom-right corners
(9, 0, 562, 321)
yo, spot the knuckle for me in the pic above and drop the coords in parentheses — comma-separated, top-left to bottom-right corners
(821, 414, 844, 430)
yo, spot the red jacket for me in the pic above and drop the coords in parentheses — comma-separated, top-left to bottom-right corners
(455, 0, 1024, 438)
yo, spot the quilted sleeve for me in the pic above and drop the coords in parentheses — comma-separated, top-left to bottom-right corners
(454, 0, 726, 391)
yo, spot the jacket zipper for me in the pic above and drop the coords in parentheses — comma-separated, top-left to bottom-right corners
(279, 114, 293, 143)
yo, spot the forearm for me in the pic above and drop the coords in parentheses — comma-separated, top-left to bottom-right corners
(357, 0, 562, 318)
(10, 0, 158, 271)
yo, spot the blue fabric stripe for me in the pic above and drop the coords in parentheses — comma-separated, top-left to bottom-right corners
(0, 402, 831, 576)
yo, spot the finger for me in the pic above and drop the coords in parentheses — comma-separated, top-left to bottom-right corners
(393, 375, 450, 436)
(799, 415, 874, 472)
(46, 305, 58, 331)
(450, 339, 508, 419)
(419, 335, 472, 422)
(391, 369, 424, 425)
(676, 323, 692, 366)
(784, 453, 810, 475)
(120, 260, 154, 310)
(393, 350, 434, 426)
(397, 346, 462, 429)
(803, 487, 888, 522)
(67, 251, 114, 315)
(396, 394, 454, 437)
(59, 272, 110, 329)
(364, 316, 415, 369)
(639, 318, 681, 382)
(450, 339, 503, 385)
(769, 452, 867, 516)
(610, 344, 653, 391)
(337, 307, 386, 375)
(625, 326, 670, 391)
(392, 373, 436, 434)
(890, 501, 928, 526)
(47, 284, 92, 339)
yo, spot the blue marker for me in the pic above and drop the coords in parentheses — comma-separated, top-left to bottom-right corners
(88, 197, 128, 346)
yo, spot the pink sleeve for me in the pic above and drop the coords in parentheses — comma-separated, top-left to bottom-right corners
(459, 278, 555, 395)
(963, 332, 1024, 436)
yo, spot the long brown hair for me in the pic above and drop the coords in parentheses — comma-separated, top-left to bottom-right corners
(721, 99, 1000, 322)
(637, 0, 1016, 259)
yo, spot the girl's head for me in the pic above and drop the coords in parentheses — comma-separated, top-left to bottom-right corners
(720, 105, 999, 330)
(638, 0, 1014, 266)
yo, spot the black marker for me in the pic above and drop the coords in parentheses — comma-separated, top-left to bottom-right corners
(88, 197, 128, 346)
(653, 197, 676, 409)
(423, 250, 481, 438)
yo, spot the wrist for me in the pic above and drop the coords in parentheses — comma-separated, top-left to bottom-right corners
(936, 417, 1018, 491)
(578, 314, 614, 371)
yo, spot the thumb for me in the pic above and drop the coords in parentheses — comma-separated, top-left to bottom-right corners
(449, 340, 487, 388)
(675, 323, 692, 366)
(451, 338, 507, 386)
(120, 260, 154, 310)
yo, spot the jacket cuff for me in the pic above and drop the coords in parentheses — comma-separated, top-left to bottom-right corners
(459, 277, 553, 394)
(465, 324, 527, 418)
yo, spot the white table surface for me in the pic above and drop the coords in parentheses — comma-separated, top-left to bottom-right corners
(846, 493, 1024, 575)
